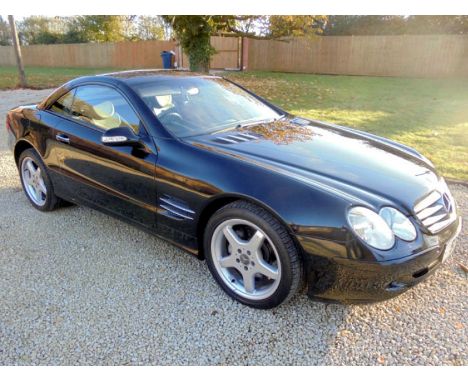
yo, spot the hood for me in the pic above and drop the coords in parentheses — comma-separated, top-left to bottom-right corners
(186, 117, 440, 213)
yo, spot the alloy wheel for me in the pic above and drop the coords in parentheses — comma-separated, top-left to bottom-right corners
(21, 157, 47, 207)
(210, 218, 282, 300)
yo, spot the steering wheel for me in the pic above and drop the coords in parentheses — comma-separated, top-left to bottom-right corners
(159, 111, 184, 125)
(159, 111, 200, 135)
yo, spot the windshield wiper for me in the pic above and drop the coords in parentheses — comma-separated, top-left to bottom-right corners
(209, 124, 241, 135)
(209, 115, 285, 135)
(236, 115, 285, 129)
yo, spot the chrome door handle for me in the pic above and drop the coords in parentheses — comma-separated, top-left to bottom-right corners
(56, 134, 70, 144)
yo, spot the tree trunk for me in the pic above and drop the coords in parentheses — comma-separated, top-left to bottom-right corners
(190, 59, 210, 73)
(8, 15, 27, 88)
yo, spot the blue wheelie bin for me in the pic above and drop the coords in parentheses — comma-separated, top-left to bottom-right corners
(160, 51, 175, 69)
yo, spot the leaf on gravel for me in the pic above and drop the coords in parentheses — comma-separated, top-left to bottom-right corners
(377, 355, 385, 364)
(439, 307, 446, 316)
(454, 322, 464, 330)
(459, 263, 468, 274)
(339, 329, 352, 337)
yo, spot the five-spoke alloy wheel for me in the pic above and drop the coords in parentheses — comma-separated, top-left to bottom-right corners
(211, 218, 282, 300)
(21, 157, 47, 207)
(205, 201, 303, 309)
(19, 149, 60, 211)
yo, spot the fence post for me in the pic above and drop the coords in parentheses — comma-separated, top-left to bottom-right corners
(8, 15, 27, 88)
(241, 37, 249, 71)
(177, 41, 184, 69)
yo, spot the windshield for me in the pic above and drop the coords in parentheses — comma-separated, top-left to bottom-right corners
(130, 76, 282, 137)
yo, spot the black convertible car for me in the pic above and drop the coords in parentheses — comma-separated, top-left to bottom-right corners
(7, 70, 461, 308)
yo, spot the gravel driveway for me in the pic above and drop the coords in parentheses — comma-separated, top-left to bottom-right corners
(0, 89, 466, 365)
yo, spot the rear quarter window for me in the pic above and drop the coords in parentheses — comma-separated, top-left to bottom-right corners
(49, 90, 75, 116)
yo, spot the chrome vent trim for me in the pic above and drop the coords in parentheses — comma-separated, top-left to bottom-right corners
(237, 132, 258, 140)
(414, 187, 456, 234)
(215, 137, 238, 144)
(213, 132, 259, 144)
(416, 204, 443, 220)
(226, 134, 250, 142)
(159, 196, 195, 221)
(414, 191, 441, 213)
(422, 213, 446, 226)
(427, 215, 457, 233)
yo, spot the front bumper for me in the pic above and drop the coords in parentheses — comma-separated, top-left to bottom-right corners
(301, 217, 461, 303)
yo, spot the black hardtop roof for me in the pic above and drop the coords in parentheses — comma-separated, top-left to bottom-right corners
(100, 69, 214, 81)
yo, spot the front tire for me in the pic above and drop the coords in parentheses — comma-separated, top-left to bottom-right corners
(18, 149, 61, 212)
(204, 201, 303, 309)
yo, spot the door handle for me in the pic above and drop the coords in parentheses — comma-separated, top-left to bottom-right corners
(56, 134, 70, 144)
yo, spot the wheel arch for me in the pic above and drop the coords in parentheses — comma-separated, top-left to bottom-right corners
(14, 139, 37, 166)
(196, 193, 305, 261)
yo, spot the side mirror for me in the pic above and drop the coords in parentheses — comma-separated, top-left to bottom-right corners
(101, 126, 140, 146)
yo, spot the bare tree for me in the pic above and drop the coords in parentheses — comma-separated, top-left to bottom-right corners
(8, 15, 27, 87)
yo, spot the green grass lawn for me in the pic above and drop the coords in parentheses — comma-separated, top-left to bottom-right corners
(0, 66, 120, 89)
(1, 66, 467, 181)
(225, 71, 468, 182)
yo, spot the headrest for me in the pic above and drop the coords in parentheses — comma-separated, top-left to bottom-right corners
(93, 101, 115, 119)
(155, 95, 172, 109)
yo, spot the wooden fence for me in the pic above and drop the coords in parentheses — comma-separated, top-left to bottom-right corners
(0, 40, 177, 68)
(245, 35, 468, 78)
(0, 35, 467, 77)
(0, 37, 240, 70)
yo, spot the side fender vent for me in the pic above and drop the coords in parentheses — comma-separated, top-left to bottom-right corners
(159, 195, 195, 221)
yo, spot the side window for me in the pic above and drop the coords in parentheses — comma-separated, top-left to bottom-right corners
(49, 89, 75, 116)
(71, 85, 141, 133)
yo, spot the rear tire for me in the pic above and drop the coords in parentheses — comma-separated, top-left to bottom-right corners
(204, 201, 303, 309)
(18, 149, 61, 212)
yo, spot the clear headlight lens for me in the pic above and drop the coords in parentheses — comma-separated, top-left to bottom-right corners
(347, 207, 395, 250)
(379, 207, 417, 241)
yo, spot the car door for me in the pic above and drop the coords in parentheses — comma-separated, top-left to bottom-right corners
(52, 84, 158, 230)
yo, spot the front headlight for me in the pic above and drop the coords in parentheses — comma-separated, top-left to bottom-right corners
(347, 207, 395, 250)
(379, 207, 417, 241)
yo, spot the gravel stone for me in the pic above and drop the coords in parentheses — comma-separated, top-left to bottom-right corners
(0, 89, 466, 365)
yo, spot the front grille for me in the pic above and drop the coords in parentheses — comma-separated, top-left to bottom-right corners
(414, 186, 456, 234)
